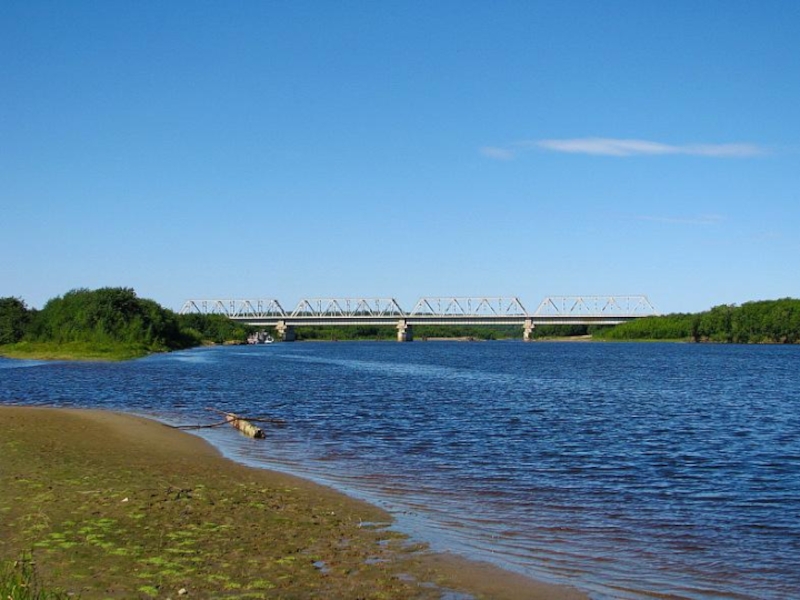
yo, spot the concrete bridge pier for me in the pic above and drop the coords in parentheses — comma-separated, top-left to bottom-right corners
(396, 319, 413, 342)
(276, 321, 296, 342)
(523, 318, 535, 342)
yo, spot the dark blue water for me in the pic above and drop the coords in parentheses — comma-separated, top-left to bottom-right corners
(2, 342, 799, 599)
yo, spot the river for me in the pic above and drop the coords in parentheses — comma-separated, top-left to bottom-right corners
(1, 341, 799, 599)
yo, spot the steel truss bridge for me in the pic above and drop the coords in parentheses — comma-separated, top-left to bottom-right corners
(179, 295, 658, 341)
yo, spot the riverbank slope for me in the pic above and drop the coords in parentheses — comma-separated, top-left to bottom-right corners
(0, 406, 586, 600)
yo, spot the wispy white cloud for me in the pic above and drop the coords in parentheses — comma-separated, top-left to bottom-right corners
(479, 146, 515, 160)
(536, 138, 677, 156)
(482, 137, 766, 159)
(678, 143, 765, 158)
(636, 214, 726, 226)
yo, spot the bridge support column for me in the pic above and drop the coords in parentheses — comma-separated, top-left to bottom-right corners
(523, 318, 535, 342)
(396, 319, 413, 342)
(276, 321, 296, 342)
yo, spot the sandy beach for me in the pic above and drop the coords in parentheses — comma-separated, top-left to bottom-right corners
(0, 406, 587, 599)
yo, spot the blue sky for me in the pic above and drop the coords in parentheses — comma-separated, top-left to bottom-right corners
(2, 1, 799, 313)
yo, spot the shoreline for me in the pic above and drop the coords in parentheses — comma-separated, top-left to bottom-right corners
(0, 405, 587, 599)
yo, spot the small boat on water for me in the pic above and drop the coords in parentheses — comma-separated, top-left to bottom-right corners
(247, 331, 274, 345)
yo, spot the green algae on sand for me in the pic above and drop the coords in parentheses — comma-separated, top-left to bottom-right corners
(0, 407, 587, 600)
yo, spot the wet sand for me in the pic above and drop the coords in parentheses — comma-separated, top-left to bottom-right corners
(0, 406, 587, 599)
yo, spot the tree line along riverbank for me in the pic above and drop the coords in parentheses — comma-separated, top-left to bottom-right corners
(0, 287, 252, 360)
(2, 288, 800, 361)
(593, 298, 800, 343)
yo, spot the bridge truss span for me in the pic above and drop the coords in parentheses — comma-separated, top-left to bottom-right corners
(409, 297, 528, 317)
(533, 295, 658, 318)
(290, 297, 405, 318)
(179, 299, 287, 319)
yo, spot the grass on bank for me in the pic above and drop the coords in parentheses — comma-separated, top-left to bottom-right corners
(0, 556, 70, 600)
(0, 340, 153, 361)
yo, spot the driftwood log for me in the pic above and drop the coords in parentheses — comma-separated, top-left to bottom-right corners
(173, 408, 280, 439)
(223, 412, 265, 438)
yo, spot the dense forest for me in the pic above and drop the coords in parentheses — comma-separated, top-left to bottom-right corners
(595, 298, 800, 343)
(0, 288, 253, 359)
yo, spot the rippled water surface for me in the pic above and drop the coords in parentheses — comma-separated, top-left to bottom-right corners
(2, 342, 799, 599)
